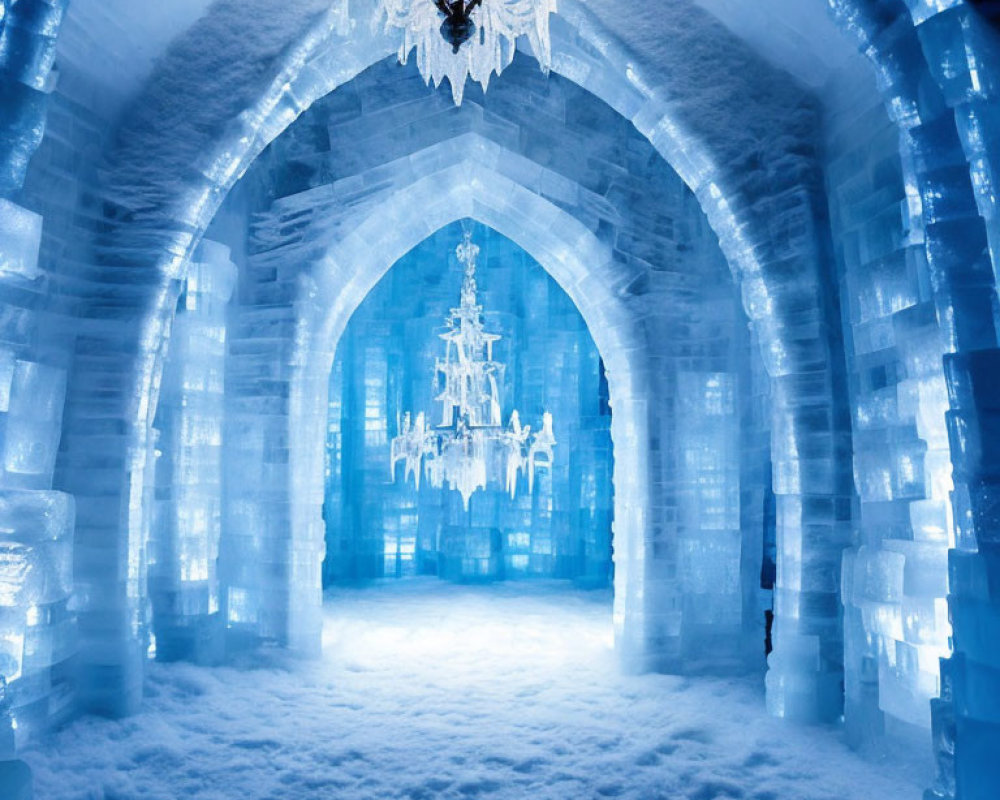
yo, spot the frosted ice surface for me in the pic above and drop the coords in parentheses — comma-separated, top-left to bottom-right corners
(150, 240, 235, 660)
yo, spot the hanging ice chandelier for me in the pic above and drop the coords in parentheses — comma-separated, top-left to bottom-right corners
(390, 232, 556, 509)
(373, 0, 558, 105)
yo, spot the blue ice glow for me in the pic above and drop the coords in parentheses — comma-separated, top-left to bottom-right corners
(151, 240, 236, 662)
(324, 221, 613, 585)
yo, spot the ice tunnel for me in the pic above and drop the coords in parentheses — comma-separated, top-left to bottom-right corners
(1, 0, 1000, 798)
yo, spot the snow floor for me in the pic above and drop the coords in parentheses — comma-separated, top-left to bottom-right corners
(27, 579, 928, 800)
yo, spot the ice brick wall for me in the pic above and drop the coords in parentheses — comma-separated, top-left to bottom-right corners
(18, 45, 148, 721)
(825, 63, 952, 749)
(150, 240, 235, 662)
(0, 0, 66, 201)
(221, 252, 304, 649)
(916, 9, 1000, 800)
(675, 370, 742, 656)
(0, 490, 74, 754)
(0, 0, 76, 756)
(655, 203, 748, 665)
(830, 3, 1000, 797)
(323, 221, 614, 585)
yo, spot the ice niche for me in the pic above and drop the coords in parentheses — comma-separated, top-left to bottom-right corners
(324, 222, 613, 585)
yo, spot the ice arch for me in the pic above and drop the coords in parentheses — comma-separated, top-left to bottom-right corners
(54, 0, 848, 726)
(274, 163, 652, 662)
(216, 56, 759, 677)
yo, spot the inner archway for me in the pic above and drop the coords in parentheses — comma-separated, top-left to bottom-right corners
(323, 220, 614, 588)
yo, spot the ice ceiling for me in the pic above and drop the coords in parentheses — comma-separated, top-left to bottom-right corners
(1, 1, 1000, 800)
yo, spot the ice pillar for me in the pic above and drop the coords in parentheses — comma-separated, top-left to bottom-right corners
(0, 9, 72, 799)
(942, 350, 1000, 800)
(150, 240, 236, 662)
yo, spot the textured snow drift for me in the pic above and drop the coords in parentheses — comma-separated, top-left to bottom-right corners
(26, 581, 925, 799)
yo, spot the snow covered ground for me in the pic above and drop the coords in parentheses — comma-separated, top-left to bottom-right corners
(27, 580, 927, 799)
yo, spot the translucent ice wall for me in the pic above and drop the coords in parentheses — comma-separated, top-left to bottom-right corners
(0, 0, 76, 760)
(739, 322, 776, 665)
(324, 221, 614, 585)
(829, 2, 1000, 795)
(916, 9, 1000, 799)
(825, 61, 952, 749)
(150, 240, 235, 662)
(675, 370, 742, 658)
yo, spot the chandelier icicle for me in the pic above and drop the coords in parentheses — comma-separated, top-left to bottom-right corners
(373, 0, 558, 105)
(390, 232, 555, 509)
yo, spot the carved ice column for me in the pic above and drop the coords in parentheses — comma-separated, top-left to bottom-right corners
(150, 240, 236, 662)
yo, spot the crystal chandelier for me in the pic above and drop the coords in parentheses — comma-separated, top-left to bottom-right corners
(390, 232, 556, 509)
(373, 0, 558, 105)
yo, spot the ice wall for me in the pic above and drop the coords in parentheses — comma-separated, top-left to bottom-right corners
(16, 10, 156, 723)
(739, 323, 776, 664)
(0, 490, 74, 750)
(829, 3, 1000, 796)
(0, 0, 76, 770)
(324, 221, 613, 585)
(0, 0, 66, 200)
(150, 240, 235, 662)
(825, 60, 951, 755)
(675, 370, 742, 658)
(556, 0, 856, 718)
(918, 10, 1000, 800)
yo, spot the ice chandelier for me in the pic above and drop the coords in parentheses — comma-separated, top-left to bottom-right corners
(373, 0, 558, 104)
(390, 232, 556, 509)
